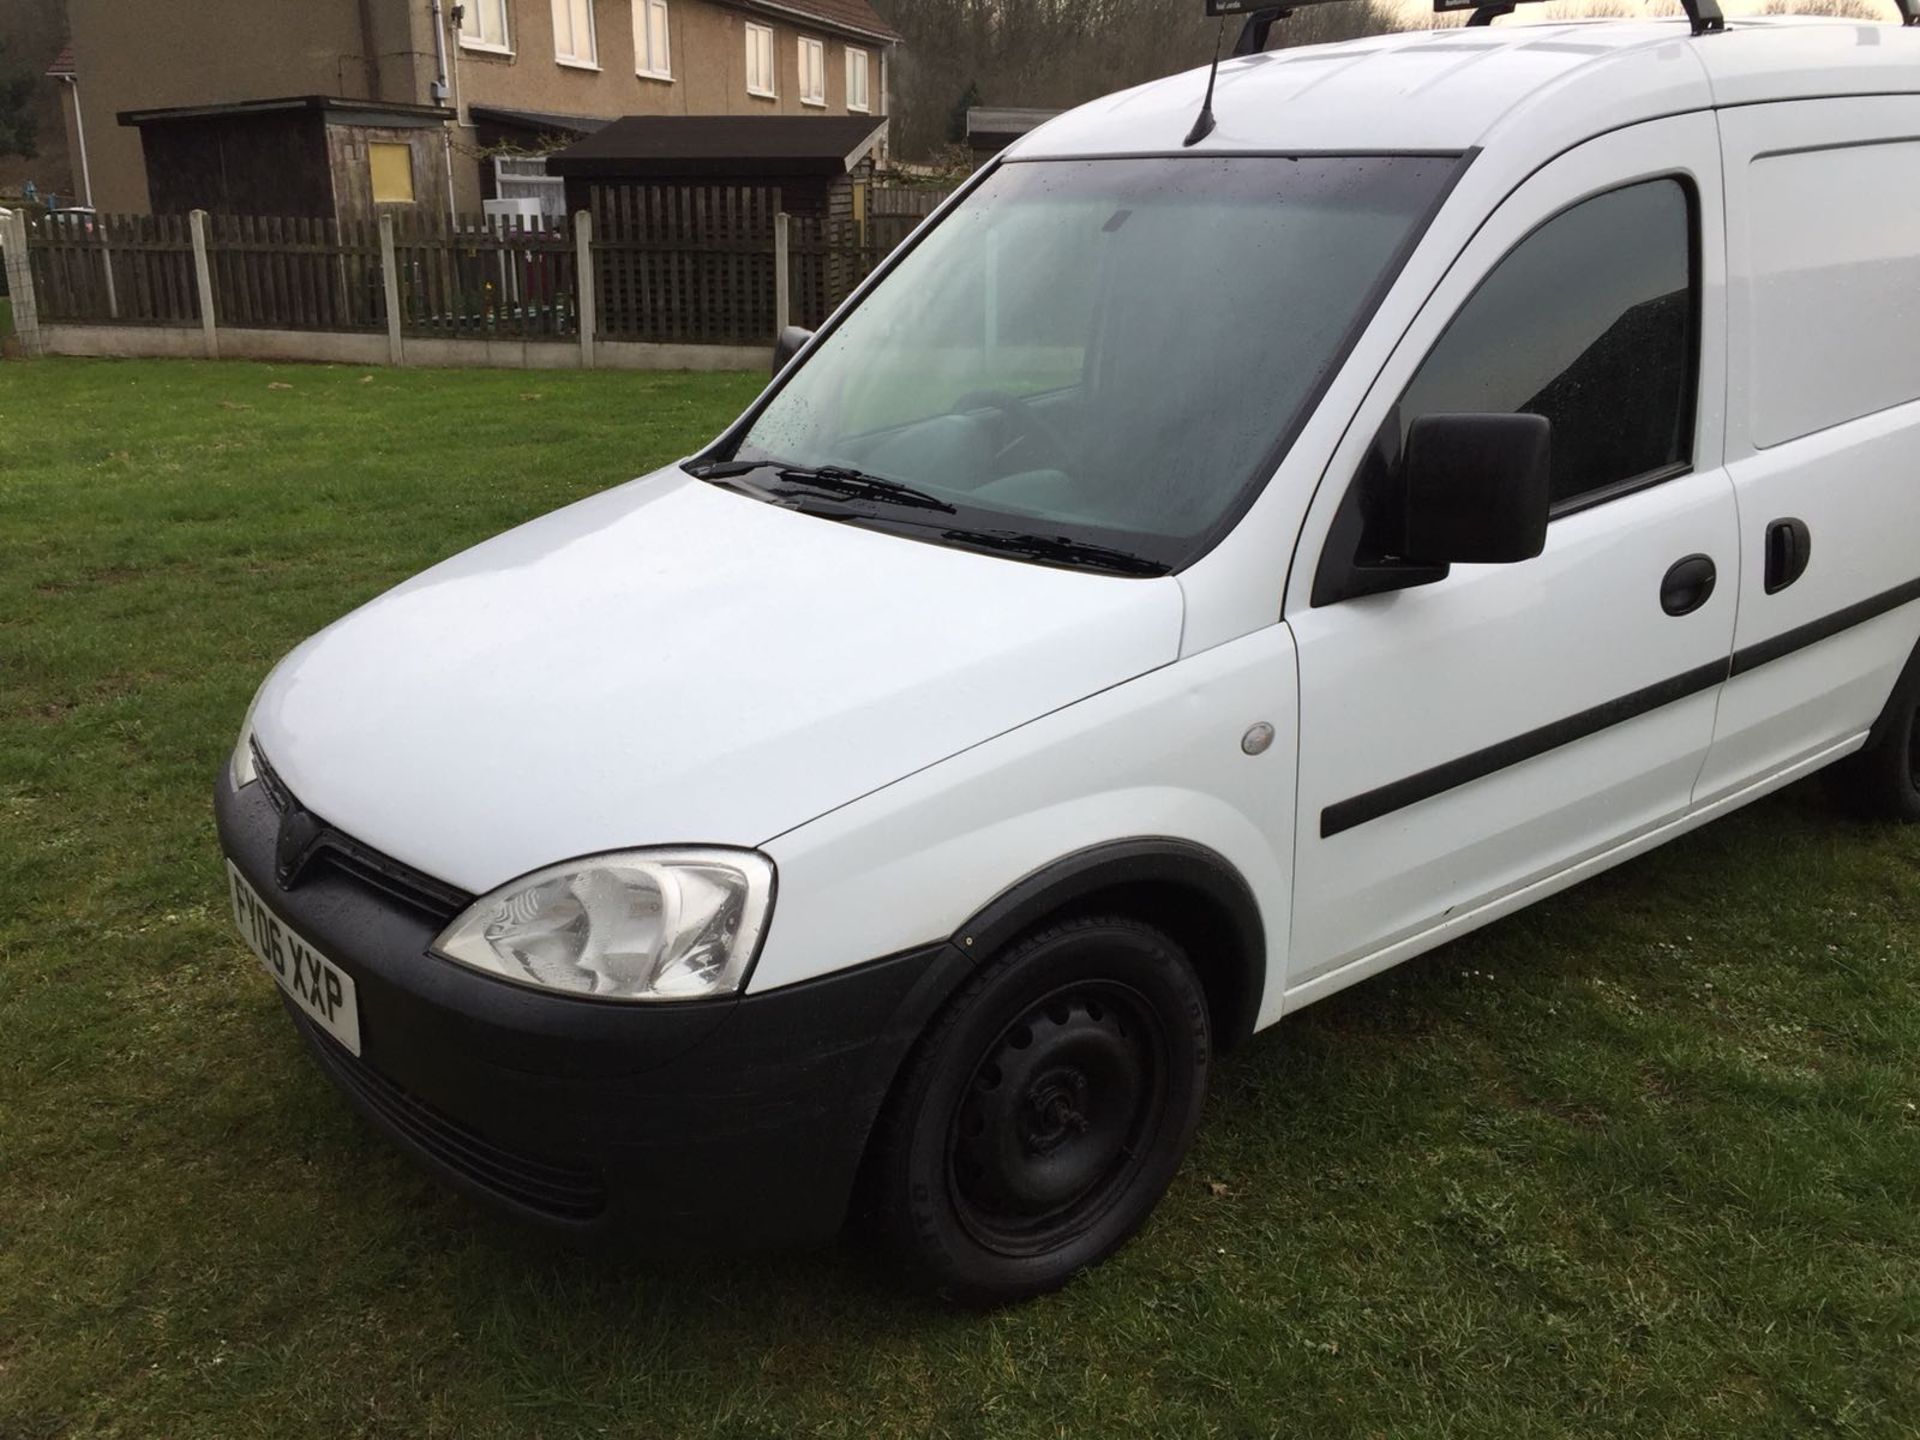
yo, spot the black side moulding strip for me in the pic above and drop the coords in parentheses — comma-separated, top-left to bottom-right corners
(1319, 573, 1920, 838)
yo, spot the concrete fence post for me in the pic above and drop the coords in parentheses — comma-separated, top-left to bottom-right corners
(773, 211, 791, 337)
(378, 212, 403, 366)
(188, 210, 218, 359)
(2, 208, 43, 356)
(100, 228, 120, 321)
(574, 210, 595, 370)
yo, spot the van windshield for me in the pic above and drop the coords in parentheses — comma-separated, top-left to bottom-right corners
(720, 155, 1459, 573)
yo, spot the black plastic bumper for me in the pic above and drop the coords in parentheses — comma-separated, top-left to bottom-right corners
(214, 770, 971, 1249)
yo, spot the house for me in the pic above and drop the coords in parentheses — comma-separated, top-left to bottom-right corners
(51, 0, 900, 220)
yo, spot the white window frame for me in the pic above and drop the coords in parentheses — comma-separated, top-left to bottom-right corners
(798, 35, 826, 107)
(634, 0, 672, 79)
(493, 156, 567, 222)
(552, 0, 599, 69)
(458, 0, 512, 54)
(745, 22, 777, 99)
(844, 45, 869, 113)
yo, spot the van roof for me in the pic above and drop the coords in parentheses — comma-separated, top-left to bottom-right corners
(1015, 19, 1920, 162)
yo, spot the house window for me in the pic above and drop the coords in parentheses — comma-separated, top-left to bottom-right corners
(846, 46, 869, 112)
(799, 36, 826, 107)
(552, 0, 598, 66)
(634, 0, 671, 78)
(1397, 178, 1696, 510)
(458, 0, 510, 52)
(369, 143, 416, 204)
(745, 22, 776, 98)
(494, 156, 566, 221)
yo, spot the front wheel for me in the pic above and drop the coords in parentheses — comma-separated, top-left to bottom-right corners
(869, 915, 1210, 1304)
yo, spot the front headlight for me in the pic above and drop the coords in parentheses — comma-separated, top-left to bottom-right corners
(229, 686, 264, 789)
(432, 849, 775, 1002)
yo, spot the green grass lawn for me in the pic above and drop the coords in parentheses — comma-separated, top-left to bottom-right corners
(3, 358, 1917, 1439)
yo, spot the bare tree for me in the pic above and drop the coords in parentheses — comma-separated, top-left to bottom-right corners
(1544, 0, 1643, 17)
(1760, 0, 1892, 16)
(874, 0, 1409, 162)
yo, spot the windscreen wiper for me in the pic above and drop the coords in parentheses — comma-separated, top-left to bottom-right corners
(772, 464, 956, 514)
(940, 528, 1169, 577)
(689, 459, 767, 480)
(689, 457, 954, 513)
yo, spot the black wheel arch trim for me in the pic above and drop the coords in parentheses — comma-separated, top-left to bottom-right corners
(948, 838, 1267, 1050)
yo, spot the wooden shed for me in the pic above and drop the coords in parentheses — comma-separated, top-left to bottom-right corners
(546, 114, 889, 223)
(116, 96, 455, 222)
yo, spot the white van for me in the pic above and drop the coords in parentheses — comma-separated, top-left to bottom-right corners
(218, 13, 1920, 1302)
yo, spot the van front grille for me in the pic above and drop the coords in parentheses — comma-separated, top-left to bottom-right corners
(253, 743, 472, 924)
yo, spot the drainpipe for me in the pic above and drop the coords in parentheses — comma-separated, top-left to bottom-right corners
(61, 77, 96, 209)
(356, 0, 384, 98)
(429, 0, 458, 219)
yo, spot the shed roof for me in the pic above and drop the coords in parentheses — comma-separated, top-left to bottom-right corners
(45, 44, 75, 78)
(470, 104, 610, 138)
(547, 114, 888, 178)
(966, 107, 1061, 143)
(118, 95, 454, 128)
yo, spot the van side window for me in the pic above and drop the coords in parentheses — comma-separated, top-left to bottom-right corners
(1397, 178, 1697, 509)
(1746, 141, 1920, 449)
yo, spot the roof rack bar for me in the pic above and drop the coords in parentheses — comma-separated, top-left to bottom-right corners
(1234, 7, 1290, 57)
(1209, 0, 1734, 57)
(1680, 0, 1727, 35)
(1204, 1, 1290, 57)
(1434, 0, 1722, 35)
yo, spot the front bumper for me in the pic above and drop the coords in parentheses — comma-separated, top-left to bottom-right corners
(214, 770, 970, 1249)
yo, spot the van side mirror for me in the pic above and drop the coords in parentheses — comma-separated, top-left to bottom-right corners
(773, 325, 813, 376)
(1400, 413, 1551, 566)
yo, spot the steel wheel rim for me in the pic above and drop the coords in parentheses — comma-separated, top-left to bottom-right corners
(945, 979, 1171, 1258)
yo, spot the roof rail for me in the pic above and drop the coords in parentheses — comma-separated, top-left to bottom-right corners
(1206, 0, 1726, 44)
(1436, 0, 1724, 33)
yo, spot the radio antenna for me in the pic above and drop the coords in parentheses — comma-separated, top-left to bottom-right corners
(1184, 16, 1227, 146)
(1187, 4, 1290, 145)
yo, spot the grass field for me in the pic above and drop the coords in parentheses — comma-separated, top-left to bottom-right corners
(2, 358, 1917, 1439)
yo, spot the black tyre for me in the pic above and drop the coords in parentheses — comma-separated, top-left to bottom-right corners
(870, 915, 1210, 1304)
(1829, 644, 1920, 823)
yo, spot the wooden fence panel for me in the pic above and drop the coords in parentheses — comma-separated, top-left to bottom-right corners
(205, 213, 386, 333)
(24, 212, 200, 325)
(868, 185, 954, 221)
(590, 182, 780, 345)
(391, 212, 577, 339)
(19, 189, 936, 346)
(787, 215, 896, 331)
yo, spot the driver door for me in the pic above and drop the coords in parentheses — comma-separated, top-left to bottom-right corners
(1282, 114, 1738, 1001)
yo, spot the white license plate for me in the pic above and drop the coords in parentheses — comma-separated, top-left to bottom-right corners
(227, 859, 362, 1056)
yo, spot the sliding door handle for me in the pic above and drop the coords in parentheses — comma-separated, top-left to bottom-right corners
(1765, 518, 1811, 594)
(1662, 554, 1718, 617)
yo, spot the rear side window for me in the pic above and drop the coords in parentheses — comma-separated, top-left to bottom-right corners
(1747, 141, 1920, 449)
(1397, 178, 1697, 509)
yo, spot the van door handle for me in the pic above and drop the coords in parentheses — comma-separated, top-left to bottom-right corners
(1765, 517, 1811, 594)
(1661, 555, 1717, 616)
